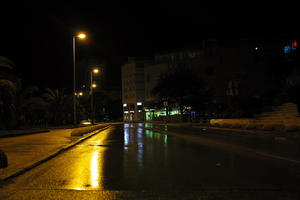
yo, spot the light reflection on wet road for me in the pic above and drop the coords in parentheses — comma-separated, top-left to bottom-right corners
(1, 124, 300, 199)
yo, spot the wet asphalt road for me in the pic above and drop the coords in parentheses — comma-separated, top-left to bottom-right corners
(0, 124, 299, 200)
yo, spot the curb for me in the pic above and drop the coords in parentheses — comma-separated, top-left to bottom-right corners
(147, 122, 300, 142)
(0, 125, 110, 183)
(70, 124, 106, 136)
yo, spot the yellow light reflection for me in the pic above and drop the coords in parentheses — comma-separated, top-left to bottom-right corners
(74, 187, 85, 191)
(67, 153, 90, 190)
(91, 150, 99, 188)
(66, 129, 111, 191)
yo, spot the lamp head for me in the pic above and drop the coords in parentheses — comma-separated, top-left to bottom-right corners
(93, 68, 99, 74)
(77, 33, 86, 39)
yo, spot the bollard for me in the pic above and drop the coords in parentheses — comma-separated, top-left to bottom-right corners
(0, 149, 8, 168)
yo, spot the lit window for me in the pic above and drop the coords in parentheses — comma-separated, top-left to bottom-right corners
(284, 45, 291, 54)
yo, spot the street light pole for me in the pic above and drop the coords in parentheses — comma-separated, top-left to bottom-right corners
(72, 36, 76, 127)
(90, 68, 99, 125)
(90, 71, 94, 125)
(72, 33, 86, 127)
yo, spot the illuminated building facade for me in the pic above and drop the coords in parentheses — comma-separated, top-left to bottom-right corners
(122, 57, 152, 121)
(122, 51, 202, 121)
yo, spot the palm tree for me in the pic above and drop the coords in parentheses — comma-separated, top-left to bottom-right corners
(43, 88, 71, 125)
(18, 86, 49, 127)
(43, 88, 66, 125)
(0, 57, 20, 129)
(0, 80, 18, 129)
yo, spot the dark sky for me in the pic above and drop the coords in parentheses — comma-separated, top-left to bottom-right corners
(0, 1, 298, 91)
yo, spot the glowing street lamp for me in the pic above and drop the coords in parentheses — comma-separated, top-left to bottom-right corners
(78, 33, 86, 39)
(93, 68, 99, 74)
(75, 92, 84, 99)
(72, 32, 86, 126)
(75, 91, 84, 123)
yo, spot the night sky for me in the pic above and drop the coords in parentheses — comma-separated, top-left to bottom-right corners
(0, 1, 298, 91)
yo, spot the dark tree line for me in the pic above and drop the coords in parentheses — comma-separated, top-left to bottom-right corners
(0, 85, 123, 129)
(151, 51, 300, 121)
(1, 56, 122, 129)
(152, 64, 213, 121)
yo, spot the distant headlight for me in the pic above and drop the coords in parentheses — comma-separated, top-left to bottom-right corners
(80, 120, 92, 125)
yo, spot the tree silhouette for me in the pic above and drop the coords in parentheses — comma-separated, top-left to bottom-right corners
(0, 80, 18, 128)
(152, 65, 209, 119)
(19, 86, 48, 126)
(0, 57, 20, 129)
(43, 88, 71, 125)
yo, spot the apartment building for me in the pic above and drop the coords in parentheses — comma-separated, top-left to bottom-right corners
(122, 57, 152, 121)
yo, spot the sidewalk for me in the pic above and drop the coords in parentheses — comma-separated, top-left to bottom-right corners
(0, 124, 110, 181)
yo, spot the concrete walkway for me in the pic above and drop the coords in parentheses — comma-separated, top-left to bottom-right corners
(0, 124, 110, 181)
